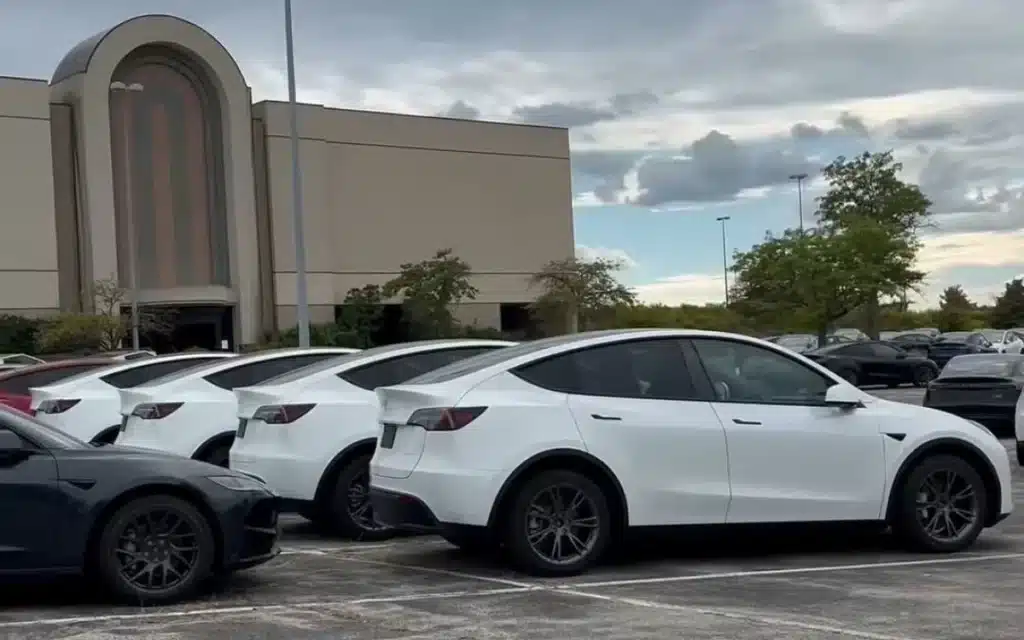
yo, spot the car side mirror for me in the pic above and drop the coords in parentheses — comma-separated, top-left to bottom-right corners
(824, 384, 864, 409)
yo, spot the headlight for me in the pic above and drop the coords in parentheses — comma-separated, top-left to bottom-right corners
(207, 475, 269, 492)
(967, 419, 996, 438)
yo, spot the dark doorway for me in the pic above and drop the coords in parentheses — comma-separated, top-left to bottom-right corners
(500, 303, 541, 339)
(135, 305, 234, 353)
(370, 304, 411, 345)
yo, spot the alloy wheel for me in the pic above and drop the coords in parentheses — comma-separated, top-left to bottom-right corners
(915, 469, 979, 544)
(114, 508, 200, 592)
(525, 484, 600, 565)
(347, 469, 390, 532)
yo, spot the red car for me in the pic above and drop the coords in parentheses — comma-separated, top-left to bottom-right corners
(0, 358, 116, 414)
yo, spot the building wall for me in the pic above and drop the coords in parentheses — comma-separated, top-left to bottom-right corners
(254, 102, 574, 330)
(0, 77, 60, 313)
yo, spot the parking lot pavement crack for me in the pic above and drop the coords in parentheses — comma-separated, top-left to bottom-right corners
(554, 587, 921, 640)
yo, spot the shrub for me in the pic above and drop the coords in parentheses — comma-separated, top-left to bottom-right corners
(36, 313, 120, 354)
(0, 314, 43, 354)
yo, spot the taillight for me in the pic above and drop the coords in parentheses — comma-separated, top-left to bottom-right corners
(252, 404, 315, 424)
(130, 402, 184, 420)
(35, 399, 81, 415)
(407, 407, 486, 432)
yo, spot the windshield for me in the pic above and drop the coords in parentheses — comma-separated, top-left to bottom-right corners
(937, 332, 970, 342)
(981, 330, 1005, 343)
(0, 406, 87, 449)
(940, 356, 1020, 378)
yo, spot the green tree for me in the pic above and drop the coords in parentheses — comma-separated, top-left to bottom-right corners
(816, 151, 932, 337)
(531, 256, 636, 333)
(382, 249, 479, 338)
(991, 279, 1024, 329)
(336, 284, 386, 347)
(731, 223, 921, 342)
(936, 285, 978, 332)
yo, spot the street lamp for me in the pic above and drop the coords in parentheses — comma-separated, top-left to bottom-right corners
(284, 0, 310, 347)
(109, 80, 144, 350)
(789, 173, 808, 233)
(716, 216, 731, 306)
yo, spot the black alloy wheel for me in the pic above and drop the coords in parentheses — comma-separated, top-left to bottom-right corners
(95, 495, 215, 604)
(203, 444, 231, 468)
(505, 469, 611, 576)
(913, 366, 936, 387)
(892, 454, 987, 553)
(324, 452, 396, 541)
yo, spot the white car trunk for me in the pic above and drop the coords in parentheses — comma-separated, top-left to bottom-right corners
(373, 385, 457, 479)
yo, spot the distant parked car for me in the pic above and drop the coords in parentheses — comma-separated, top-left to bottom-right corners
(101, 349, 158, 361)
(803, 340, 939, 387)
(767, 333, 853, 353)
(0, 353, 45, 367)
(887, 332, 936, 357)
(929, 332, 997, 368)
(0, 358, 117, 414)
(978, 329, 1024, 354)
(831, 328, 869, 341)
(925, 353, 1024, 435)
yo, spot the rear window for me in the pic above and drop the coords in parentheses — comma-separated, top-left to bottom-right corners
(340, 346, 506, 390)
(941, 357, 1021, 378)
(204, 353, 342, 390)
(100, 356, 228, 389)
(0, 363, 113, 395)
(405, 335, 594, 385)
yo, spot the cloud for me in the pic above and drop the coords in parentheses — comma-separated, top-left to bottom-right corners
(790, 111, 870, 140)
(511, 90, 660, 128)
(575, 245, 638, 269)
(633, 273, 727, 306)
(438, 100, 480, 119)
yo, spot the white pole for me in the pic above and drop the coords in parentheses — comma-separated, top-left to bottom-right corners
(110, 81, 145, 350)
(284, 0, 311, 347)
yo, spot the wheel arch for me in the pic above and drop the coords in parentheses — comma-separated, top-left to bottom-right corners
(191, 431, 236, 462)
(90, 425, 122, 445)
(486, 448, 629, 534)
(312, 437, 377, 507)
(884, 437, 1002, 526)
(83, 482, 225, 573)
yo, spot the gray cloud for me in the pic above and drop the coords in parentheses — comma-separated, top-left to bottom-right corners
(438, 100, 480, 119)
(891, 119, 959, 142)
(511, 91, 660, 128)
(790, 111, 870, 140)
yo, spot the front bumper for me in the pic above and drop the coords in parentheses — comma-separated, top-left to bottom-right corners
(217, 492, 282, 571)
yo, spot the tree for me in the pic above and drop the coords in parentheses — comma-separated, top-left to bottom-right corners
(939, 285, 974, 311)
(816, 151, 932, 337)
(531, 256, 636, 333)
(336, 284, 386, 347)
(991, 279, 1024, 329)
(36, 276, 174, 353)
(731, 223, 921, 342)
(382, 249, 479, 338)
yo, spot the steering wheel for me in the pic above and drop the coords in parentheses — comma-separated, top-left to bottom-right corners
(713, 380, 731, 401)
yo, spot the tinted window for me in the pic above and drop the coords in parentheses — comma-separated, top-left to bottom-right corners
(941, 356, 1021, 378)
(6, 355, 39, 365)
(0, 364, 111, 395)
(341, 346, 505, 391)
(692, 339, 832, 405)
(101, 357, 227, 389)
(514, 339, 698, 400)
(938, 332, 969, 342)
(204, 353, 340, 390)
(834, 344, 874, 357)
(867, 343, 902, 358)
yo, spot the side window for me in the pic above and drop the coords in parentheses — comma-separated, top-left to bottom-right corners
(691, 339, 833, 405)
(836, 344, 871, 357)
(0, 364, 110, 395)
(7, 355, 40, 365)
(513, 339, 698, 401)
(101, 357, 226, 389)
(340, 347, 502, 391)
(867, 343, 902, 358)
(204, 353, 339, 390)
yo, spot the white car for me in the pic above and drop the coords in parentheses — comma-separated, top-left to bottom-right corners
(230, 339, 514, 539)
(30, 352, 236, 444)
(370, 329, 1014, 576)
(0, 353, 45, 367)
(981, 330, 1024, 354)
(115, 347, 358, 466)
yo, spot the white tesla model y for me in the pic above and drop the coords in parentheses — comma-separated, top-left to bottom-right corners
(370, 329, 1014, 576)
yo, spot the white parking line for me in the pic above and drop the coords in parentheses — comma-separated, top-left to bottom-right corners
(561, 551, 1024, 589)
(0, 585, 537, 629)
(557, 588, 918, 640)
(339, 555, 539, 589)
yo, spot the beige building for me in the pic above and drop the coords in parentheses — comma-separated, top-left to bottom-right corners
(0, 14, 573, 348)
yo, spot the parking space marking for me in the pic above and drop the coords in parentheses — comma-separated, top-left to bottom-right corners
(339, 555, 540, 589)
(0, 585, 538, 629)
(557, 587, 918, 640)
(561, 551, 1024, 589)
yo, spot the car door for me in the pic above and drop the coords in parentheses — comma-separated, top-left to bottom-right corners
(0, 422, 64, 572)
(865, 342, 910, 382)
(833, 343, 879, 382)
(686, 338, 886, 524)
(523, 338, 730, 527)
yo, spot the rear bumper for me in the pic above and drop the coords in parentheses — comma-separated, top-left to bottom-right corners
(924, 403, 1015, 424)
(370, 487, 440, 532)
(229, 450, 323, 503)
(217, 492, 282, 571)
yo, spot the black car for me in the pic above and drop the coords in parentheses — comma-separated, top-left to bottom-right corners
(803, 340, 939, 387)
(887, 332, 936, 357)
(928, 331, 996, 368)
(0, 406, 279, 603)
(923, 353, 1024, 435)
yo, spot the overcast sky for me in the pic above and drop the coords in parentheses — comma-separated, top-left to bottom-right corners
(5, 0, 1024, 307)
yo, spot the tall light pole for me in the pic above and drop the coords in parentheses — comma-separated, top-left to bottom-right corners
(110, 80, 144, 350)
(716, 215, 731, 306)
(790, 173, 808, 233)
(284, 0, 311, 347)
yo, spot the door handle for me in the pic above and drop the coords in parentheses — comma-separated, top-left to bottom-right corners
(591, 413, 622, 421)
(732, 418, 761, 425)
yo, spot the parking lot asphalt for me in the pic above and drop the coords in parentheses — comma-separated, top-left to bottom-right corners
(2, 385, 1020, 640)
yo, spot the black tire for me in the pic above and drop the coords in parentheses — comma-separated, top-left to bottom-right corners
(1016, 441, 1023, 467)
(93, 495, 216, 604)
(202, 444, 231, 468)
(837, 368, 859, 386)
(504, 469, 611, 577)
(913, 366, 936, 387)
(90, 427, 120, 446)
(321, 453, 396, 541)
(891, 454, 988, 553)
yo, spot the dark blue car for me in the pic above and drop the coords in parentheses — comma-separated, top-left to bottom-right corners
(0, 406, 280, 604)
